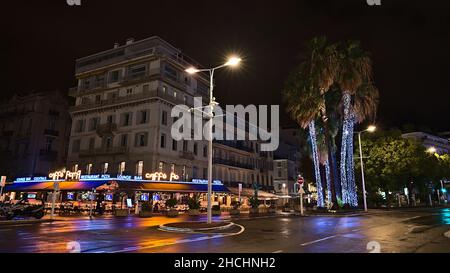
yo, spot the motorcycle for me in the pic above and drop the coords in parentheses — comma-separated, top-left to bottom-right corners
(0, 200, 45, 220)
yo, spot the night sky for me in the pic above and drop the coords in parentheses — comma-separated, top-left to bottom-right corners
(1, 0, 449, 132)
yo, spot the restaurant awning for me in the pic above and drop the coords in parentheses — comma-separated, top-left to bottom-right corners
(227, 187, 279, 200)
(4, 181, 108, 192)
(118, 181, 230, 193)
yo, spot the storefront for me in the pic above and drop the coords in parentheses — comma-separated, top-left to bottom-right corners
(2, 170, 230, 215)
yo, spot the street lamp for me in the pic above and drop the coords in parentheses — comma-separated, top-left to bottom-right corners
(427, 147, 437, 154)
(185, 56, 241, 224)
(357, 125, 376, 212)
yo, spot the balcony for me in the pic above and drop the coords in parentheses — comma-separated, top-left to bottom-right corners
(79, 147, 128, 157)
(180, 151, 195, 160)
(96, 123, 118, 137)
(44, 129, 59, 137)
(213, 157, 254, 170)
(70, 88, 187, 113)
(214, 140, 254, 153)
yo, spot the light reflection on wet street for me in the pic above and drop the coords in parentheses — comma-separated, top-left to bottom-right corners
(1, 208, 450, 253)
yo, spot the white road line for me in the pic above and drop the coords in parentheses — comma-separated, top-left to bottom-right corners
(301, 235, 339, 246)
(110, 223, 246, 253)
(402, 216, 422, 222)
(272, 250, 283, 253)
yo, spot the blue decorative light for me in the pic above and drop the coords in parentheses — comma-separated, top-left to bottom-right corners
(309, 121, 325, 207)
(325, 159, 332, 206)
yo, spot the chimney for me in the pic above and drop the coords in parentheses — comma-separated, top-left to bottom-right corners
(113, 42, 119, 49)
(126, 38, 135, 45)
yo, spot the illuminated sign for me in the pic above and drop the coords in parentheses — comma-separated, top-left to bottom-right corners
(49, 169, 81, 181)
(80, 174, 111, 180)
(15, 177, 48, 183)
(192, 179, 223, 185)
(145, 172, 179, 181)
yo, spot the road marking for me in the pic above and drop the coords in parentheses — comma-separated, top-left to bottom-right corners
(301, 235, 339, 246)
(109, 223, 245, 253)
(273, 250, 283, 253)
(444, 231, 450, 238)
(402, 216, 422, 222)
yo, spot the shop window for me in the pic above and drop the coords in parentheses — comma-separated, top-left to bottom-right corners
(158, 161, 164, 172)
(102, 163, 109, 174)
(73, 164, 79, 172)
(86, 163, 93, 175)
(171, 163, 175, 173)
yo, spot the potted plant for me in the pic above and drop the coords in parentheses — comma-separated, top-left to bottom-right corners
(165, 198, 179, 217)
(187, 194, 201, 216)
(138, 202, 153, 218)
(229, 201, 241, 216)
(212, 204, 221, 216)
(114, 192, 129, 217)
(249, 196, 260, 214)
(268, 203, 277, 213)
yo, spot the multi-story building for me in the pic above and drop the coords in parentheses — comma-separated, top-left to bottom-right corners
(67, 36, 274, 192)
(402, 132, 450, 155)
(213, 140, 274, 191)
(0, 91, 71, 178)
(273, 128, 301, 195)
(67, 37, 210, 180)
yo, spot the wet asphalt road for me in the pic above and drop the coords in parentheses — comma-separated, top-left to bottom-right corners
(1, 208, 450, 253)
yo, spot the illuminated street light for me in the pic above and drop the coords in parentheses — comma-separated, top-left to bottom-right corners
(427, 147, 437, 154)
(357, 125, 377, 212)
(184, 55, 241, 224)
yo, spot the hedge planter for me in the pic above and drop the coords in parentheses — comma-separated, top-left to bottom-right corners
(212, 210, 221, 216)
(166, 210, 179, 218)
(229, 209, 240, 216)
(138, 211, 153, 218)
(188, 209, 200, 216)
(249, 208, 259, 215)
(114, 209, 129, 217)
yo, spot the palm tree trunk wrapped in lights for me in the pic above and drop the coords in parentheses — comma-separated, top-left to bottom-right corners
(309, 121, 325, 208)
(325, 159, 332, 207)
(346, 113, 358, 207)
(340, 92, 351, 205)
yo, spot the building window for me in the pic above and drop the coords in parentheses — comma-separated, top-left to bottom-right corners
(73, 164, 79, 172)
(203, 168, 207, 179)
(138, 110, 149, 124)
(105, 137, 113, 149)
(143, 84, 149, 93)
(86, 163, 93, 175)
(89, 137, 95, 150)
(128, 64, 147, 79)
(75, 119, 85, 133)
(95, 95, 101, 103)
(162, 86, 167, 94)
(107, 115, 115, 124)
(158, 161, 164, 172)
(102, 163, 109, 174)
(126, 88, 133, 95)
(193, 166, 198, 178)
(171, 163, 175, 173)
(120, 134, 128, 147)
(136, 161, 144, 176)
(135, 133, 148, 147)
(160, 133, 166, 148)
(193, 143, 198, 156)
(72, 139, 81, 153)
(161, 111, 167, 125)
(118, 162, 126, 175)
(109, 70, 120, 82)
(182, 165, 186, 180)
(172, 139, 177, 151)
(88, 117, 99, 131)
(173, 91, 177, 98)
(45, 137, 54, 152)
(121, 113, 132, 126)
(203, 145, 207, 157)
(183, 140, 188, 152)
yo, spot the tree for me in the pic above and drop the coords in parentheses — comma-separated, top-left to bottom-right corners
(335, 40, 376, 207)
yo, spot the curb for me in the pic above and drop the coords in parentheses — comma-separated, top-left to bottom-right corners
(158, 221, 235, 233)
(0, 219, 55, 226)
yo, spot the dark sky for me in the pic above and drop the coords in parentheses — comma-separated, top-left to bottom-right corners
(1, 0, 449, 132)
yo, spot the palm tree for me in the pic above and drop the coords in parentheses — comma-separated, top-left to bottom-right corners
(335, 41, 377, 206)
(283, 37, 339, 208)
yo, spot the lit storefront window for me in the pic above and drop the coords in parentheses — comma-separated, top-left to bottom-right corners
(86, 163, 93, 175)
(102, 163, 109, 174)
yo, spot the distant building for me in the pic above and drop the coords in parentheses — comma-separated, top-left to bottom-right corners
(273, 128, 302, 195)
(0, 91, 71, 178)
(402, 132, 450, 155)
